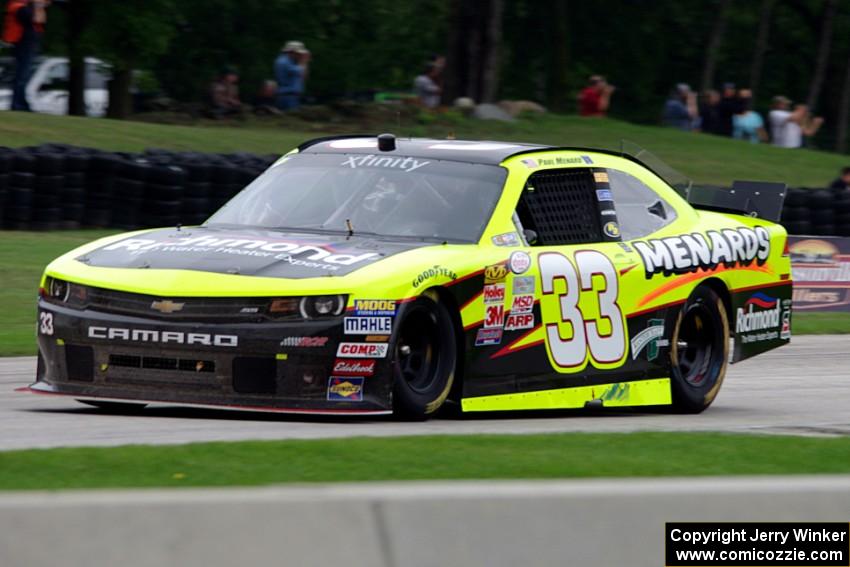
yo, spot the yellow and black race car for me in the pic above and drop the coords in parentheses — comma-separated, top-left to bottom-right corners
(28, 135, 792, 419)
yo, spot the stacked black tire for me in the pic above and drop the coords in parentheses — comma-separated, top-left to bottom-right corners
(781, 187, 850, 237)
(0, 144, 275, 231)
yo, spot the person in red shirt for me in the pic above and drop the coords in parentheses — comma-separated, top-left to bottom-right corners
(578, 75, 615, 117)
(2, 0, 50, 111)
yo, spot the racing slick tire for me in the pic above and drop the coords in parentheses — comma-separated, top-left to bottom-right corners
(77, 400, 148, 413)
(669, 285, 729, 413)
(392, 293, 457, 420)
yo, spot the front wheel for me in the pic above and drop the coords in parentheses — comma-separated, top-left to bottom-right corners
(392, 293, 457, 420)
(669, 285, 729, 413)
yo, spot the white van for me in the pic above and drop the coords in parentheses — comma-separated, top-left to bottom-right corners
(0, 56, 110, 116)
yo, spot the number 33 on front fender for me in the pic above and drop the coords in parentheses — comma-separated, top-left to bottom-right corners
(538, 250, 628, 373)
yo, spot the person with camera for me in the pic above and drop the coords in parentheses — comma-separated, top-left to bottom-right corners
(2, 0, 50, 111)
(578, 75, 615, 117)
(273, 40, 311, 112)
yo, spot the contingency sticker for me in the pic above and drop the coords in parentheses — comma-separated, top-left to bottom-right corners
(327, 377, 364, 401)
(475, 328, 503, 346)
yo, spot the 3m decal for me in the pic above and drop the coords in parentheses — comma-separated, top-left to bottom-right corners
(483, 283, 506, 304)
(343, 317, 392, 335)
(88, 326, 238, 347)
(504, 312, 534, 331)
(630, 319, 664, 361)
(280, 336, 329, 347)
(509, 251, 531, 274)
(39, 312, 53, 336)
(341, 154, 429, 173)
(538, 250, 627, 372)
(412, 265, 458, 288)
(512, 276, 536, 294)
(492, 232, 521, 247)
(603, 222, 620, 238)
(327, 377, 364, 401)
(333, 359, 376, 376)
(484, 264, 509, 284)
(484, 304, 505, 329)
(510, 294, 535, 314)
(336, 342, 389, 358)
(353, 299, 397, 317)
(634, 227, 771, 279)
(475, 327, 503, 346)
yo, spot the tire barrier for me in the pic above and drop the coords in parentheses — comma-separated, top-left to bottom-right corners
(782, 186, 850, 237)
(0, 144, 278, 231)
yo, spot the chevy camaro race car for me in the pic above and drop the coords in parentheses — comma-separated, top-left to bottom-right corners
(28, 135, 792, 419)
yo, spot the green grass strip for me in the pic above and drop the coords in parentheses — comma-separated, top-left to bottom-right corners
(2, 432, 850, 491)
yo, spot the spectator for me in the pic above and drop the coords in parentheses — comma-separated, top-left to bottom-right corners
(413, 64, 441, 109)
(716, 82, 740, 137)
(829, 167, 850, 191)
(2, 0, 50, 112)
(732, 89, 767, 144)
(274, 40, 310, 111)
(209, 67, 243, 118)
(578, 75, 614, 117)
(698, 90, 722, 134)
(768, 96, 824, 149)
(662, 83, 697, 131)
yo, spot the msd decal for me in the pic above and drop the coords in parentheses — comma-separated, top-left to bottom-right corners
(343, 317, 392, 335)
(336, 342, 389, 358)
(634, 227, 771, 279)
(333, 359, 376, 376)
(510, 294, 535, 314)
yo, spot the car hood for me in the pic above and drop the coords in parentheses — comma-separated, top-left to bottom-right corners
(75, 226, 430, 279)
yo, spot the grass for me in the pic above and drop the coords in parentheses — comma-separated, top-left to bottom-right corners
(0, 230, 116, 356)
(2, 110, 849, 187)
(0, 229, 845, 357)
(2, 432, 850, 491)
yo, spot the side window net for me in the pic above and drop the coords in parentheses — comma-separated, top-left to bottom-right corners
(516, 168, 602, 245)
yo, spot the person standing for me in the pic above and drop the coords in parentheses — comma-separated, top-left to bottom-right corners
(413, 64, 441, 109)
(732, 89, 767, 143)
(769, 96, 824, 149)
(2, 0, 49, 112)
(716, 83, 740, 137)
(662, 83, 697, 131)
(273, 40, 310, 111)
(578, 75, 614, 117)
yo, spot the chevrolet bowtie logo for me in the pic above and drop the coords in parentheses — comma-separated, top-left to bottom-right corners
(150, 300, 185, 314)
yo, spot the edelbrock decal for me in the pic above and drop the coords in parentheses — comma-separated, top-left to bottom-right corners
(88, 326, 238, 347)
(333, 359, 376, 376)
(634, 227, 770, 279)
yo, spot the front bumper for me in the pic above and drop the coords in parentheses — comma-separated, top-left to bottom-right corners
(32, 299, 394, 414)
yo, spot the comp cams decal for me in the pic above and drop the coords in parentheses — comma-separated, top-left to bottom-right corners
(634, 227, 770, 279)
(337, 342, 389, 358)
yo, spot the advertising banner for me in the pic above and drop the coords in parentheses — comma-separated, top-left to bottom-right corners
(789, 236, 850, 312)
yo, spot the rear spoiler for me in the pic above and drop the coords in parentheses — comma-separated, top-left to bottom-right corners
(686, 181, 787, 222)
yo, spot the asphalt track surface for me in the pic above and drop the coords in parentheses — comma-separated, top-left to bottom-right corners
(1, 335, 848, 450)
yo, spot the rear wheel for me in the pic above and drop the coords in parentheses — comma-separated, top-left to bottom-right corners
(392, 293, 457, 420)
(669, 285, 729, 413)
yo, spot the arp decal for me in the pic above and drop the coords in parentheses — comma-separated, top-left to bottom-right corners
(333, 359, 376, 376)
(280, 336, 329, 347)
(475, 327, 503, 346)
(336, 343, 389, 358)
(504, 312, 534, 331)
(630, 319, 664, 361)
(353, 300, 397, 317)
(512, 276, 536, 294)
(538, 250, 627, 372)
(343, 317, 392, 335)
(327, 377, 364, 401)
(483, 283, 506, 304)
(509, 251, 531, 274)
(510, 294, 535, 314)
(484, 305, 505, 329)
(484, 264, 509, 284)
(634, 227, 771, 279)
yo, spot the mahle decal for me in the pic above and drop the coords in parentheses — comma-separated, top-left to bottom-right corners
(634, 227, 770, 279)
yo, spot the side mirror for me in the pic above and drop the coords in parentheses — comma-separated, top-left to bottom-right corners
(524, 229, 538, 246)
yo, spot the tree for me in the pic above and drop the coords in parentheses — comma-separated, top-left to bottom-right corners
(443, 0, 504, 104)
(749, 0, 776, 100)
(700, 0, 733, 93)
(805, 0, 837, 111)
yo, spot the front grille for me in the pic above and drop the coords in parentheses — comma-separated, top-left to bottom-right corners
(109, 354, 215, 373)
(232, 357, 277, 394)
(65, 345, 94, 381)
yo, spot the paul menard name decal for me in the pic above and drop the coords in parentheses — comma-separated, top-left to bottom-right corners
(634, 227, 770, 278)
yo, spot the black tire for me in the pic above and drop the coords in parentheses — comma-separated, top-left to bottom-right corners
(811, 209, 834, 224)
(669, 285, 729, 413)
(34, 175, 64, 194)
(77, 400, 147, 412)
(113, 178, 146, 198)
(10, 172, 35, 188)
(785, 220, 812, 235)
(392, 292, 457, 419)
(64, 172, 86, 188)
(35, 153, 64, 175)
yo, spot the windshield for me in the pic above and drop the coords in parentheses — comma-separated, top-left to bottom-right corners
(207, 153, 507, 243)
